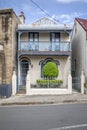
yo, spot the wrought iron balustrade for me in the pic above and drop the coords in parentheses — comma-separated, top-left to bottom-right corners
(20, 41, 70, 51)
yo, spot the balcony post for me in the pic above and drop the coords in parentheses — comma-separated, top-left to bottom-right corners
(17, 57, 21, 92)
(18, 31, 20, 50)
(18, 31, 23, 50)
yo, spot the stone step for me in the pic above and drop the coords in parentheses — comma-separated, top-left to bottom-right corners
(17, 86, 26, 95)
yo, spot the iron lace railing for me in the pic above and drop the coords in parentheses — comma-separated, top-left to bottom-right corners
(20, 41, 71, 51)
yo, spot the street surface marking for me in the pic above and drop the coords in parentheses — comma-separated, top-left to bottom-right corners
(48, 123, 87, 130)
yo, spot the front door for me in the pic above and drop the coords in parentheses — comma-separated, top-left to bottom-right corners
(20, 60, 29, 88)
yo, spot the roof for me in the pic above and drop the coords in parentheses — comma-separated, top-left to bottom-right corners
(18, 24, 72, 31)
(18, 17, 73, 31)
(0, 8, 13, 14)
(0, 8, 20, 23)
(76, 18, 87, 31)
(32, 17, 58, 25)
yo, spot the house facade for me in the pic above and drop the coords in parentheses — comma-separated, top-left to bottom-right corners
(72, 18, 87, 79)
(0, 8, 20, 85)
(17, 16, 72, 92)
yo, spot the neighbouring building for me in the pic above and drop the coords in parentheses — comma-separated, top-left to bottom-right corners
(0, 8, 20, 84)
(17, 16, 72, 92)
(72, 18, 87, 79)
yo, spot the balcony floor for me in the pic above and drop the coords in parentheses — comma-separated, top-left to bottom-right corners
(18, 50, 71, 56)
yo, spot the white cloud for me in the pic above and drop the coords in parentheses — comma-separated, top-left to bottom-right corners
(52, 12, 86, 24)
(17, 3, 87, 24)
(56, 0, 87, 3)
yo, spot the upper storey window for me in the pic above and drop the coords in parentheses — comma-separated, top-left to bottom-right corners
(51, 33, 60, 42)
(29, 32, 39, 42)
(28, 32, 39, 50)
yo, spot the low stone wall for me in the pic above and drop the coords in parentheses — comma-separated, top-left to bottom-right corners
(12, 70, 85, 95)
(26, 71, 72, 95)
(26, 88, 70, 95)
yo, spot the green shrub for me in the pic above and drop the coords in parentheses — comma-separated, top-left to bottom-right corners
(37, 79, 63, 84)
(36, 79, 63, 88)
(42, 61, 59, 79)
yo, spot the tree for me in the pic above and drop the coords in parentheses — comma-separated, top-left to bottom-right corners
(42, 61, 59, 79)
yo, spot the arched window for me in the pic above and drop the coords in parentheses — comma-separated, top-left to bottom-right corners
(39, 58, 60, 78)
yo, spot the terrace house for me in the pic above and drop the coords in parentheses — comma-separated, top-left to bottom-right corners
(18, 14, 72, 92)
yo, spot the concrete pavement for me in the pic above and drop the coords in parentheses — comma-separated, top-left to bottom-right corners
(0, 93, 87, 105)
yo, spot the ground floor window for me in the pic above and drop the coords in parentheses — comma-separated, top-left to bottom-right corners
(40, 58, 60, 78)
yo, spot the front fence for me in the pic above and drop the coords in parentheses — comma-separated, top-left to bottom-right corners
(12, 71, 85, 95)
(31, 83, 64, 88)
(0, 84, 12, 98)
(26, 71, 72, 95)
(0, 72, 85, 97)
(72, 77, 81, 92)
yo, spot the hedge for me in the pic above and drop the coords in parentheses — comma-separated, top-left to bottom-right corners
(37, 79, 63, 84)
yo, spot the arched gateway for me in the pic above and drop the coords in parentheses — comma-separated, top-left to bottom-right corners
(18, 57, 31, 91)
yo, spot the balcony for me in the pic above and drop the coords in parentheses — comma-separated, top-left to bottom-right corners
(18, 41, 71, 56)
(20, 41, 70, 51)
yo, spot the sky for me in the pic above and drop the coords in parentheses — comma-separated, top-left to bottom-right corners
(0, 0, 87, 25)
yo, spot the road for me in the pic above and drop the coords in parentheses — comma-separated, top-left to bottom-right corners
(0, 103, 87, 130)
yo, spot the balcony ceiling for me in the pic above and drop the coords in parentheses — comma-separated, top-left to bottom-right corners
(18, 50, 71, 56)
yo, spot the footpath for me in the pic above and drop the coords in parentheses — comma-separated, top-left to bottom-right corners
(0, 93, 87, 106)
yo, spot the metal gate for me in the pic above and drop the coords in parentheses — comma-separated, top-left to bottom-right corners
(72, 77, 81, 92)
(0, 84, 12, 98)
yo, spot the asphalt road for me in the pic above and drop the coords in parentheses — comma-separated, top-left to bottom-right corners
(0, 103, 87, 130)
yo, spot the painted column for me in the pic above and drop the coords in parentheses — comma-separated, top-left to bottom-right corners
(26, 71, 30, 95)
(12, 71, 17, 96)
(85, 40, 87, 79)
(81, 70, 85, 94)
(68, 71, 72, 94)
(18, 31, 21, 50)
(68, 31, 72, 77)
(17, 31, 22, 91)
(18, 59, 20, 91)
(69, 55, 71, 74)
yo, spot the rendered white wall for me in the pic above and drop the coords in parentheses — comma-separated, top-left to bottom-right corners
(72, 20, 86, 77)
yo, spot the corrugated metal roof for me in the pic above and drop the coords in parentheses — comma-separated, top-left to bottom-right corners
(76, 18, 87, 31)
(18, 24, 72, 31)
(18, 17, 73, 31)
